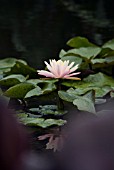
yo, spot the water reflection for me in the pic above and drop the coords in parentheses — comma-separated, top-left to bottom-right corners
(0, 0, 114, 68)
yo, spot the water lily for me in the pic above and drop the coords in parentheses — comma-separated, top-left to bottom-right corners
(37, 59, 80, 80)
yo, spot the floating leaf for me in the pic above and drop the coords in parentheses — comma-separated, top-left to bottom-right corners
(25, 86, 43, 98)
(73, 97, 96, 113)
(99, 48, 113, 57)
(39, 105, 57, 110)
(59, 49, 67, 58)
(6, 61, 37, 78)
(61, 56, 82, 66)
(58, 90, 77, 102)
(27, 79, 58, 85)
(62, 73, 114, 97)
(29, 108, 40, 112)
(4, 82, 35, 99)
(42, 119, 67, 128)
(17, 113, 28, 119)
(83, 90, 95, 103)
(84, 72, 114, 87)
(41, 82, 57, 94)
(19, 117, 66, 128)
(91, 58, 106, 64)
(0, 74, 26, 86)
(103, 39, 114, 50)
(0, 58, 20, 69)
(63, 73, 114, 88)
(0, 58, 27, 74)
(105, 56, 114, 64)
(59, 89, 95, 113)
(29, 105, 67, 116)
(27, 79, 57, 94)
(67, 47, 101, 60)
(67, 36, 96, 48)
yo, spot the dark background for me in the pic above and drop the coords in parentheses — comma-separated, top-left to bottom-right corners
(0, 0, 114, 68)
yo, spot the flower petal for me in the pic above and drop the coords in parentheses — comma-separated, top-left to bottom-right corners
(51, 60, 60, 77)
(37, 70, 54, 77)
(68, 62, 75, 69)
(64, 72, 81, 78)
(70, 64, 79, 73)
(65, 77, 81, 80)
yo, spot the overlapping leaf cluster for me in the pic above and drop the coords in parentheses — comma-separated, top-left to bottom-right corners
(0, 37, 114, 129)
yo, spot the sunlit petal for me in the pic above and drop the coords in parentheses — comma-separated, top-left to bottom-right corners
(68, 62, 75, 69)
(64, 72, 81, 77)
(70, 64, 79, 73)
(38, 70, 54, 77)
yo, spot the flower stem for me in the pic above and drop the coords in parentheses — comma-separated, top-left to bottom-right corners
(89, 63, 92, 70)
(57, 79, 64, 111)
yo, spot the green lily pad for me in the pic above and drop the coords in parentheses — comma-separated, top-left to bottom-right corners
(4, 82, 35, 99)
(91, 58, 106, 64)
(59, 49, 67, 58)
(28, 79, 57, 94)
(73, 90, 96, 113)
(0, 74, 26, 86)
(67, 36, 97, 48)
(19, 117, 67, 128)
(25, 86, 43, 98)
(102, 39, 114, 50)
(29, 105, 67, 116)
(27, 79, 58, 85)
(84, 72, 114, 87)
(17, 113, 28, 119)
(63, 72, 114, 88)
(27, 79, 57, 94)
(73, 97, 96, 113)
(58, 90, 77, 102)
(59, 89, 96, 113)
(67, 86, 111, 98)
(0, 58, 27, 74)
(67, 47, 101, 60)
(6, 61, 37, 78)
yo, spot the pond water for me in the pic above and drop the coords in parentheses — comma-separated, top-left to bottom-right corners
(0, 0, 114, 68)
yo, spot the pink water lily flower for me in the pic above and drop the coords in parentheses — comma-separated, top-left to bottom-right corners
(37, 59, 80, 80)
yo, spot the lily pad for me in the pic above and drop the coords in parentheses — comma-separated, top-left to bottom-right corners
(4, 82, 35, 99)
(67, 36, 97, 48)
(25, 86, 43, 98)
(0, 74, 26, 86)
(102, 39, 114, 50)
(73, 97, 96, 113)
(6, 61, 37, 78)
(19, 117, 67, 128)
(67, 47, 101, 60)
(27, 79, 57, 94)
(59, 49, 67, 58)
(0, 58, 27, 74)
(29, 105, 67, 116)
(63, 72, 114, 88)
(58, 90, 77, 102)
(84, 72, 114, 87)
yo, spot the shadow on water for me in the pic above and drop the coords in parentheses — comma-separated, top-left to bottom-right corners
(0, 0, 114, 68)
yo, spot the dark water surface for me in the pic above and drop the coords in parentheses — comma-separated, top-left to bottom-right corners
(0, 0, 114, 68)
